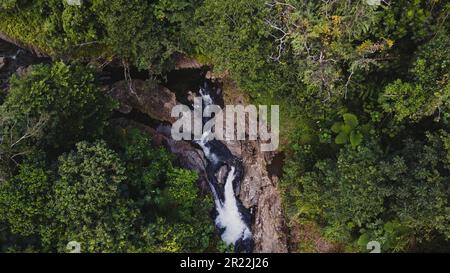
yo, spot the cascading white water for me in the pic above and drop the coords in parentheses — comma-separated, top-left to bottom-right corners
(196, 85, 253, 248)
(199, 88, 214, 105)
(214, 167, 252, 244)
(197, 131, 218, 164)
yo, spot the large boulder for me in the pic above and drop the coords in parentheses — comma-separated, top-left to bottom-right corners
(110, 80, 178, 123)
(174, 55, 204, 70)
(110, 118, 210, 194)
(152, 126, 211, 195)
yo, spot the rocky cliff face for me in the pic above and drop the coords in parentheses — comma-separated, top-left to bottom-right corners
(109, 72, 288, 253)
(222, 89, 288, 253)
(225, 139, 288, 252)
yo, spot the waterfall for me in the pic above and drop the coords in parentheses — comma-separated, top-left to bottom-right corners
(215, 167, 252, 244)
(194, 82, 253, 252)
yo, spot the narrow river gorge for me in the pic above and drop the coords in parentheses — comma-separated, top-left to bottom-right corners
(0, 38, 289, 253)
(195, 82, 253, 252)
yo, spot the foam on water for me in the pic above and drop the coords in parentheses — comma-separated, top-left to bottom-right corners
(200, 88, 214, 105)
(214, 167, 252, 244)
(196, 131, 218, 164)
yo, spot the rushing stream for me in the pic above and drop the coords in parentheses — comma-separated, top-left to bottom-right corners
(194, 81, 253, 253)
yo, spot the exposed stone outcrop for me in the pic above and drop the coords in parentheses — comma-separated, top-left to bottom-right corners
(174, 55, 204, 70)
(107, 80, 209, 191)
(110, 118, 211, 195)
(110, 80, 178, 123)
(108, 69, 288, 253)
(162, 133, 211, 194)
(222, 83, 288, 253)
(224, 139, 288, 253)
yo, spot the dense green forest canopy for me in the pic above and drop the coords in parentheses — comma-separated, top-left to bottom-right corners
(0, 0, 449, 252)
